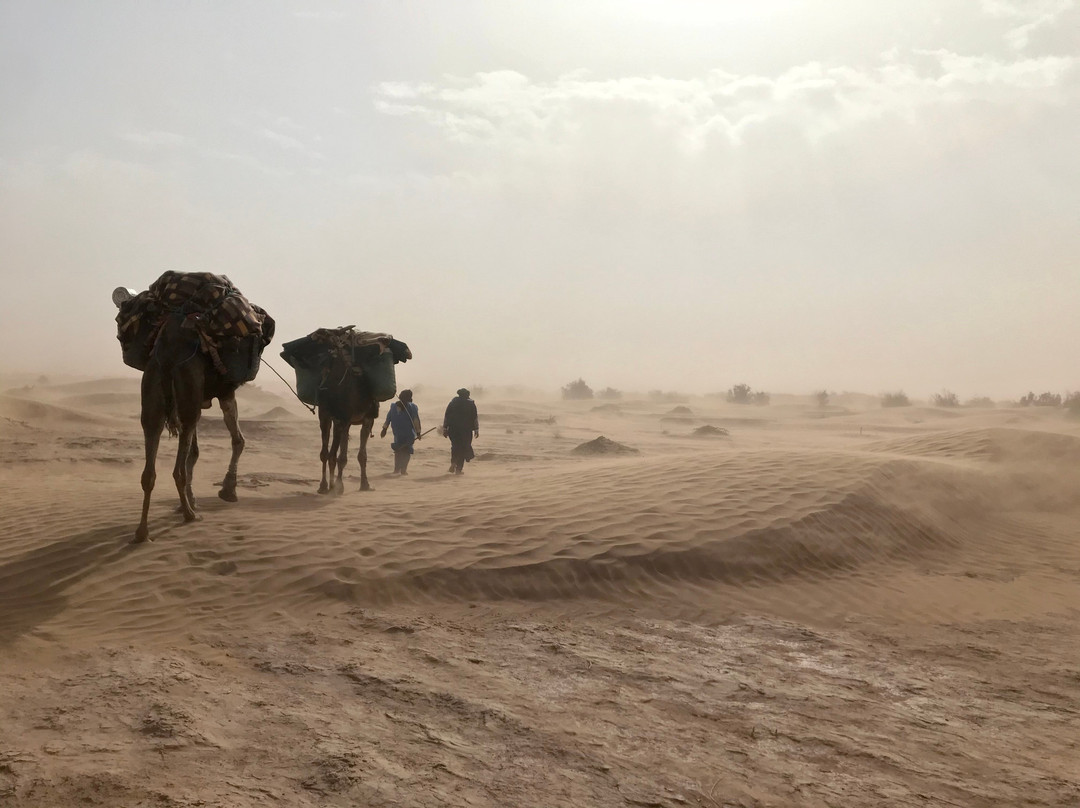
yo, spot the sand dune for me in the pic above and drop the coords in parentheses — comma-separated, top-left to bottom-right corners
(0, 394, 124, 425)
(2, 378, 1080, 806)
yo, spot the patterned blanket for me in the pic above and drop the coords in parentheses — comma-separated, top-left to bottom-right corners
(116, 271, 274, 377)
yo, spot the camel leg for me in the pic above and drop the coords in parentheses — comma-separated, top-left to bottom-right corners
(218, 394, 244, 502)
(185, 431, 200, 510)
(171, 383, 202, 524)
(334, 421, 350, 495)
(327, 420, 344, 495)
(173, 420, 200, 524)
(357, 416, 374, 491)
(135, 406, 165, 543)
(318, 409, 332, 494)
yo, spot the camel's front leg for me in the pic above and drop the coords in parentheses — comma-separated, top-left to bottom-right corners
(136, 410, 165, 543)
(334, 422, 350, 495)
(357, 416, 374, 491)
(318, 409, 333, 494)
(172, 422, 200, 523)
(218, 394, 245, 502)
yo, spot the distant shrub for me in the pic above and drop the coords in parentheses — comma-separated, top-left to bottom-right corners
(470, 385, 485, 398)
(561, 378, 594, 400)
(931, 390, 959, 408)
(597, 387, 623, 400)
(727, 383, 752, 404)
(881, 391, 911, 407)
(814, 390, 830, 408)
(964, 396, 995, 408)
(1019, 391, 1062, 407)
(724, 384, 770, 406)
(1064, 392, 1080, 417)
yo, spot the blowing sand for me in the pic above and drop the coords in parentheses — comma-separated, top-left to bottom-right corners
(2, 379, 1079, 807)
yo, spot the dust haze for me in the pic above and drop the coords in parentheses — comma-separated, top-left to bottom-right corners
(4, 5, 1080, 808)
(2, 0, 1078, 397)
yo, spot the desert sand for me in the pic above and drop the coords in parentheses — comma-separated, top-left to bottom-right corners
(2, 376, 1080, 807)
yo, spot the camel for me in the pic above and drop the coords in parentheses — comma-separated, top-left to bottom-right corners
(280, 328, 411, 495)
(133, 315, 246, 541)
(116, 273, 273, 542)
(317, 337, 412, 495)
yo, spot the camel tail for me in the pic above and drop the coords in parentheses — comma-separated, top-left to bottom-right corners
(154, 352, 181, 438)
(149, 315, 183, 437)
(162, 374, 180, 437)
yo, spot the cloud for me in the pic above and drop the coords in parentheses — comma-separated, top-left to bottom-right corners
(292, 10, 349, 21)
(204, 148, 291, 177)
(372, 50, 1076, 156)
(259, 127, 308, 152)
(981, 0, 1075, 49)
(256, 122, 325, 161)
(119, 130, 186, 148)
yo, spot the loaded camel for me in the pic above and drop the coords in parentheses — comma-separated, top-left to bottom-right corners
(115, 273, 273, 542)
(280, 327, 411, 495)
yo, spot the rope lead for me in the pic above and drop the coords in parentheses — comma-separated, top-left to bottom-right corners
(261, 358, 317, 415)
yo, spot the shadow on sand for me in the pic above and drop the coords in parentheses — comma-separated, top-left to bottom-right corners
(0, 490, 348, 644)
(0, 521, 152, 645)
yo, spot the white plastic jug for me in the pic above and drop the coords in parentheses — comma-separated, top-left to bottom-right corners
(112, 287, 137, 308)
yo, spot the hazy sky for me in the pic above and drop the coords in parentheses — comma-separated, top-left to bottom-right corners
(1, 0, 1077, 398)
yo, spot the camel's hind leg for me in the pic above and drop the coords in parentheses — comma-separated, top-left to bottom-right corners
(218, 394, 245, 502)
(333, 421, 350, 495)
(185, 431, 200, 510)
(172, 392, 202, 523)
(318, 409, 333, 494)
(357, 416, 374, 492)
(136, 404, 165, 543)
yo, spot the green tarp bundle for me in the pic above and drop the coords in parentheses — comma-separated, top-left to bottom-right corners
(279, 327, 410, 406)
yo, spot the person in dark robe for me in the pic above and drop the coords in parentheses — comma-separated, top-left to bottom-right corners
(443, 388, 479, 474)
(380, 389, 421, 475)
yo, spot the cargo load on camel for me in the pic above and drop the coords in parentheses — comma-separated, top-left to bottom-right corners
(279, 326, 411, 407)
(115, 271, 276, 384)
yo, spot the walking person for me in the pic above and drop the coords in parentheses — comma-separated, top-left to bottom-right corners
(443, 388, 479, 475)
(380, 389, 421, 475)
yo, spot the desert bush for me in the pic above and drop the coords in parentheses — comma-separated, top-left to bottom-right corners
(724, 384, 770, 406)
(964, 396, 995, 408)
(726, 384, 752, 404)
(561, 378, 594, 400)
(725, 384, 770, 406)
(597, 387, 623, 400)
(931, 390, 959, 407)
(1064, 392, 1080, 417)
(1019, 391, 1062, 407)
(881, 391, 911, 407)
(814, 390, 830, 408)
